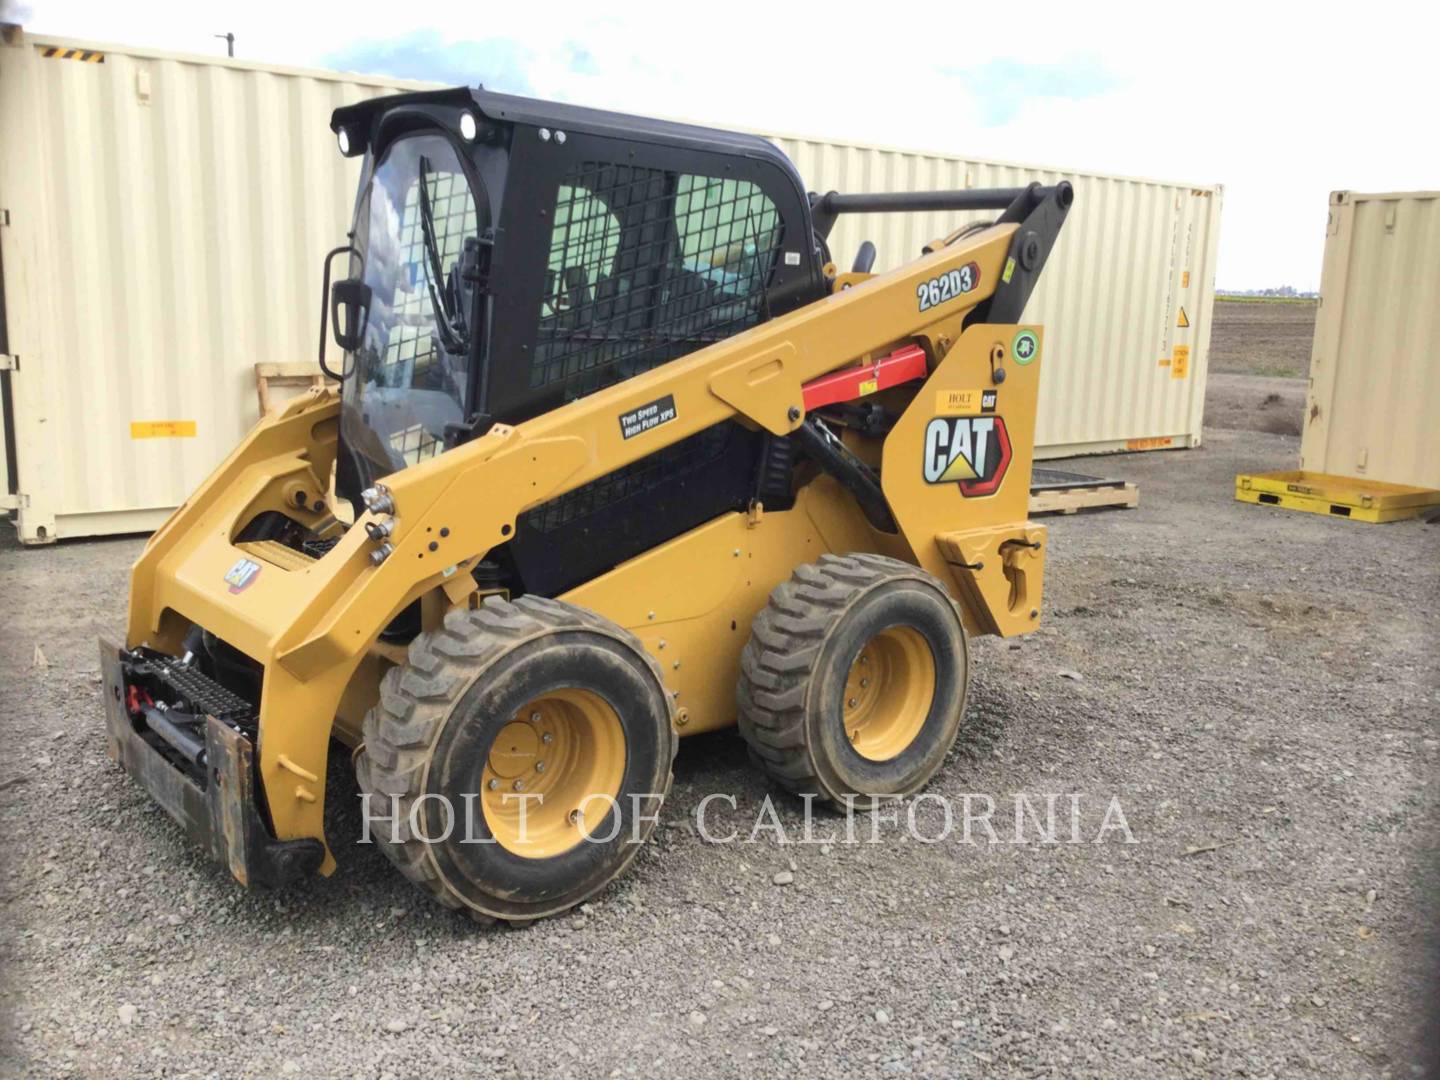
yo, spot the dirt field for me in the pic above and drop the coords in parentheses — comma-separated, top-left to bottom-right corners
(1205, 299, 1318, 439)
(1, 418, 1436, 1077)
(1208, 300, 1317, 379)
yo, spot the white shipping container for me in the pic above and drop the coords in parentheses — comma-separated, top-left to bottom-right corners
(774, 137, 1221, 459)
(1300, 190, 1440, 490)
(0, 33, 428, 543)
(0, 32, 1221, 543)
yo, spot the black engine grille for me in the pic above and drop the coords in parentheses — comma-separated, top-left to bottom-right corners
(122, 649, 255, 727)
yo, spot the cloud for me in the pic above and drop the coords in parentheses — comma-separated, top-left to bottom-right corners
(325, 30, 535, 94)
(0, 0, 34, 25)
(945, 53, 1123, 127)
(561, 41, 599, 77)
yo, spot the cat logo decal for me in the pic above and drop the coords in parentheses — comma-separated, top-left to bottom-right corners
(223, 557, 262, 594)
(922, 416, 1012, 497)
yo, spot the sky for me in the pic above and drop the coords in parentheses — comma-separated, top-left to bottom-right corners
(10, 0, 1439, 291)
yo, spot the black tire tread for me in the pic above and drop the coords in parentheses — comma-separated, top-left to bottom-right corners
(736, 553, 953, 801)
(355, 595, 677, 923)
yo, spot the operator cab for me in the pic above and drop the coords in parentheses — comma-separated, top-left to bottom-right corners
(325, 87, 828, 594)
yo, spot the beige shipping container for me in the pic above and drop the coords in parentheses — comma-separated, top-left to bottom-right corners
(0, 31, 1221, 543)
(771, 137, 1222, 459)
(1300, 190, 1440, 489)
(0, 33, 426, 543)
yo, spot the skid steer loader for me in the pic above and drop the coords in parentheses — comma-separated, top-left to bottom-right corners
(99, 86, 1072, 923)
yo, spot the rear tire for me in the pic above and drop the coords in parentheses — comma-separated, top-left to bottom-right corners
(356, 596, 677, 924)
(737, 554, 969, 806)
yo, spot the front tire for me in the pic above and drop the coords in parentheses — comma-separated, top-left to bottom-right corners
(737, 554, 969, 806)
(356, 596, 677, 924)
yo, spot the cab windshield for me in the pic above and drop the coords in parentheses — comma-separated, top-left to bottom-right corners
(341, 133, 482, 480)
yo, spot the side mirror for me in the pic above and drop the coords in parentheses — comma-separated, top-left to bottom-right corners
(330, 278, 372, 353)
(318, 243, 366, 380)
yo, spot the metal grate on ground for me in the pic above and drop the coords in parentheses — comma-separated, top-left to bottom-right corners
(1235, 470, 1440, 524)
(1029, 468, 1138, 515)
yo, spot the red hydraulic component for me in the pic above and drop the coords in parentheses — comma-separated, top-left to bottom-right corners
(126, 684, 153, 717)
(800, 344, 929, 412)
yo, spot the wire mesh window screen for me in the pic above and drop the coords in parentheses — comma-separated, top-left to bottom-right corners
(378, 167, 477, 466)
(534, 163, 784, 398)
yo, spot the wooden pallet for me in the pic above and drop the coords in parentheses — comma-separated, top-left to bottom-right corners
(1029, 469, 1139, 516)
(254, 362, 333, 416)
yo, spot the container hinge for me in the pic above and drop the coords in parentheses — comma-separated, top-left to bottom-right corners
(0, 354, 18, 372)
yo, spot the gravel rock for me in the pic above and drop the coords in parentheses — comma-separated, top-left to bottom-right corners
(1, 424, 1435, 1077)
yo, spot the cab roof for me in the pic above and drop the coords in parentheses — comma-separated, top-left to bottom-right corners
(330, 85, 800, 174)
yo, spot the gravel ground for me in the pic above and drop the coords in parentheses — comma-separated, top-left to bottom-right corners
(1204, 374, 1307, 438)
(1, 422, 1437, 1078)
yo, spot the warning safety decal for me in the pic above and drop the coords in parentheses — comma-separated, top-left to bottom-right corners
(1171, 345, 1191, 379)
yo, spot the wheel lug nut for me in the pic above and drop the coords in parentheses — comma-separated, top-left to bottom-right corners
(487, 779, 499, 791)
(569, 809, 582, 825)
(860, 678, 870, 688)
(535, 761, 546, 773)
(847, 697, 858, 708)
(530, 711, 542, 723)
(541, 733, 553, 744)
(513, 780, 524, 792)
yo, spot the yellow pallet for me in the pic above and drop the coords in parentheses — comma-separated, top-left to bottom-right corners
(1235, 470, 1440, 523)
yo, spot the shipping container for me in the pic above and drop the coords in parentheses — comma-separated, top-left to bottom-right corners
(1300, 190, 1440, 490)
(0, 33, 425, 542)
(773, 137, 1221, 460)
(0, 31, 1222, 543)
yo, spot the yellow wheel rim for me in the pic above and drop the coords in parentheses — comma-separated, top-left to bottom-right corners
(842, 626, 936, 762)
(480, 689, 626, 858)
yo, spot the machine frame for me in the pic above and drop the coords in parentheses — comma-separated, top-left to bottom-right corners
(100, 86, 1073, 888)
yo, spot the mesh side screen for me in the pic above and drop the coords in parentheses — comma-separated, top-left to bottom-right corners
(521, 424, 733, 534)
(534, 163, 784, 399)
